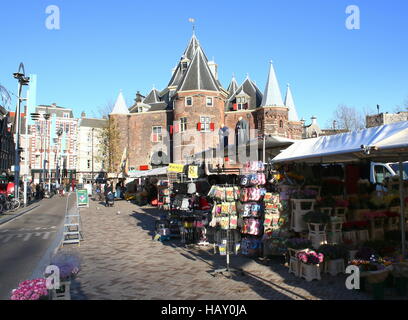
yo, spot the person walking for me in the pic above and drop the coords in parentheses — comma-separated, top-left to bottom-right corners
(104, 181, 113, 207)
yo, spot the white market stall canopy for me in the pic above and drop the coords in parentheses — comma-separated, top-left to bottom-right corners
(272, 121, 408, 164)
(127, 166, 168, 178)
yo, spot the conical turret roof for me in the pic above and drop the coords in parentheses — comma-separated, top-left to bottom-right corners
(177, 45, 221, 92)
(261, 61, 284, 107)
(284, 84, 299, 121)
(110, 91, 129, 115)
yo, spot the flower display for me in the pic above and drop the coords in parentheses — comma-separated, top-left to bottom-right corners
(285, 238, 312, 250)
(351, 255, 394, 272)
(317, 244, 348, 261)
(303, 211, 330, 224)
(10, 278, 48, 300)
(296, 250, 324, 265)
(291, 189, 318, 200)
(363, 211, 387, 219)
(49, 253, 81, 280)
(342, 221, 369, 231)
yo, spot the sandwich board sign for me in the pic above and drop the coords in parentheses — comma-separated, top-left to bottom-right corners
(76, 189, 89, 208)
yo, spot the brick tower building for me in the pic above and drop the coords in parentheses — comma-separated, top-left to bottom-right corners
(109, 33, 302, 171)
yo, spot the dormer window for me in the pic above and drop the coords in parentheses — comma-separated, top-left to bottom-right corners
(233, 95, 249, 111)
(185, 97, 193, 107)
(181, 58, 190, 73)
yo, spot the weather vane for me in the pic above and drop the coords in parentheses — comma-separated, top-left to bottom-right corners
(188, 18, 196, 34)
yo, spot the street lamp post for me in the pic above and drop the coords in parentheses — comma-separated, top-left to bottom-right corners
(91, 127, 95, 182)
(56, 127, 63, 185)
(43, 112, 51, 193)
(13, 63, 30, 199)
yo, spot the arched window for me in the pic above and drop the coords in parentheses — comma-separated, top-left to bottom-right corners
(279, 120, 283, 128)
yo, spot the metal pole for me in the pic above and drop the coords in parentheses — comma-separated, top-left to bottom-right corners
(263, 134, 266, 164)
(48, 118, 51, 193)
(42, 123, 45, 185)
(92, 128, 94, 182)
(14, 81, 22, 199)
(399, 157, 406, 258)
(23, 96, 30, 206)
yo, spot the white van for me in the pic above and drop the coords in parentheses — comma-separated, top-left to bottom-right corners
(370, 161, 408, 184)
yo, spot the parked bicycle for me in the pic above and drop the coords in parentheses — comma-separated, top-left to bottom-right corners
(0, 193, 20, 212)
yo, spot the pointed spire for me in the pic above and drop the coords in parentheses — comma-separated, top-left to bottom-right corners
(110, 91, 129, 115)
(178, 46, 221, 92)
(144, 86, 161, 105)
(227, 74, 239, 98)
(183, 33, 200, 61)
(261, 61, 284, 107)
(284, 84, 299, 121)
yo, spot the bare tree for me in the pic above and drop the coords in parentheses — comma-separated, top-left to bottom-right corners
(330, 104, 365, 131)
(0, 84, 12, 110)
(95, 117, 121, 173)
(97, 99, 115, 118)
(394, 96, 408, 112)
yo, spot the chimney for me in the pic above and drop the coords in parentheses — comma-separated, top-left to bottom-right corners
(311, 116, 317, 125)
(208, 60, 218, 80)
(135, 91, 143, 103)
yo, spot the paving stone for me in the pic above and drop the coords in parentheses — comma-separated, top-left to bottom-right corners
(58, 199, 382, 300)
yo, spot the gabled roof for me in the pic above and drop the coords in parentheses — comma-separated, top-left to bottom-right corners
(227, 75, 239, 98)
(144, 87, 161, 105)
(110, 91, 129, 115)
(177, 46, 221, 92)
(226, 75, 263, 111)
(261, 61, 284, 107)
(284, 84, 299, 122)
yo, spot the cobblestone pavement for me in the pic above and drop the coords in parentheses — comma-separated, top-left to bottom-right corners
(60, 199, 376, 300)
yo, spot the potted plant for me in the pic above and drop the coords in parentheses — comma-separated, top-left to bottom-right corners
(392, 262, 408, 296)
(318, 244, 348, 276)
(285, 238, 312, 251)
(47, 253, 81, 300)
(343, 239, 360, 261)
(303, 211, 330, 226)
(10, 278, 49, 300)
(285, 238, 312, 277)
(296, 250, 324, 281)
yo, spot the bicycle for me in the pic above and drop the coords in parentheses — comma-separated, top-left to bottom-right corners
(2, 195, 20, 211)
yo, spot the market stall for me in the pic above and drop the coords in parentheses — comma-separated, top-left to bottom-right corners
(271, 121, 408, 296)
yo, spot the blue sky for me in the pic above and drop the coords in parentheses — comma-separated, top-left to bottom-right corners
(0, 0, 407, 127)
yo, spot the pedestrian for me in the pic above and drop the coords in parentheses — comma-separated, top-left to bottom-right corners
(104, 181, 113, 207)
(115, 181, 121, 199)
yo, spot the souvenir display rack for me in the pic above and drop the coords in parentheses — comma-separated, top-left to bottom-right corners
(207, 184, 241, 275)
(239, 161, 266, 258)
